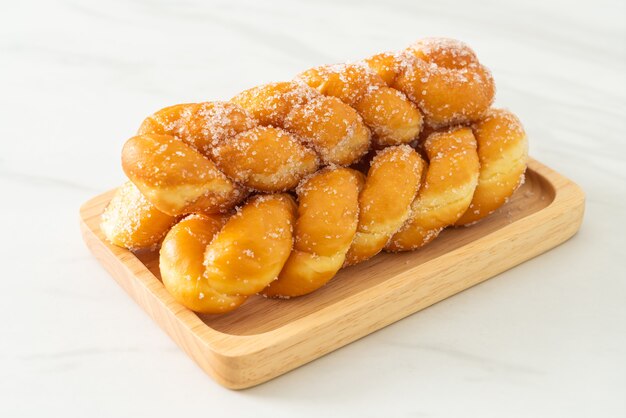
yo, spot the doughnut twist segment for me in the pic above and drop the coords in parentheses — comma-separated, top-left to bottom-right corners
(160, 214, 247, 313)
(262, 167, 363, 298)
(455, 109, 528, 225)
(365, 38, 495, 128)
(202, 194, 297, 296)
(231, 81, 371, 165)
(385, 127, 480, 251)
(344, 145, 425, 266)
(138, 102, 321, 193)
(157, 194, 296, 314)
(297, 63, 423, 147)
(122, 132, 248, 216)
(124, 101, 319, 216)
(100, 181, 177, 250)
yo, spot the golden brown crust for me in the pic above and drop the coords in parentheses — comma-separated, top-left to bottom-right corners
(344, 145, 425, 265)
(160, 214, 247, 314)
(204, 194, 297, 295)
(137, 102, 256, 153)
(101, 181, 177, 250)
(262, 168, 362, 298)
(210, 126, 319, 191)
(122, 134, 246, 216)
(105, 38, 530, 314)
(365, 38, 495, 128)
(386, 127, 480, 251)
(232, 81, 371, 165)
(456, 109, 528, 225)
(298, 64, 422, 147)
(135, 102, 320, 195)
(123, 38, 495, 217)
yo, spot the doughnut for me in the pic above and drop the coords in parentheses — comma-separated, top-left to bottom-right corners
(136, 101, 320, 193)
(231, 81, 371, 165)
(386, 127, 480, 251)
(344, 145, 425, 265)
(297, 63, 423, 147)
(262, 167, 362, 298)
(160, 214, 247, 314)
(204, 194, 297, 296)
(126, 85, 372, 215)
(101, 38, 531, 315)
(100, 181, 177, 250)
(122, 133, 246, 216)
(456, 108, 528, 225)
(137, 102, 254, 154)
(210, 126, 319, 191)
(365, 37, 495, 128)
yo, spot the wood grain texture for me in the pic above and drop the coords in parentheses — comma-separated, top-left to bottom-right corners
(79, 158, 584, 389)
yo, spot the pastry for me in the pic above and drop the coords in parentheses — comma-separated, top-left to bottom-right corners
(100, 181, 176, 250)
(455, 108, 528, 225)
(122, 132, 246, 216)
(160, 213, 247, 314)
(297, 63, 422, 147)
(100, 38, 528, 312)
(365, 38, 495, 128)
(231, 81, 371, 165)
(262, 167, 362, 298)
(385, 127, 480, 251)
(203, 194, 296, 296)
(344, 145, 425, 265)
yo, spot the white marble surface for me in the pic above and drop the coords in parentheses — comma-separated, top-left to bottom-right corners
(1, 0, 625, 416)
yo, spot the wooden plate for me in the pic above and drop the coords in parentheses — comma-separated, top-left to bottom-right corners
(80, 158, 585, 389)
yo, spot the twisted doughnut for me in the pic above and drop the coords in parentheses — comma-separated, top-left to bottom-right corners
(203, 194, 296, 296)
(365, 37, 495, 128)
(455, 109, 528, 225)
(160, 214, 247, 314)
(231, 81, 371, 165)
(262, 167, 363, 298)
(101, 38, 529, 313)
(124, 102, 318, 215)
(122, 133, 247, 216)
(124, 80, 374, 216)
(138, 102, 320, 193)
(344, 145, 425, 266)
(100, 181, 176, 250)
(386, 127, 480, 251)
(158, 194, 296, 313)
(297, 63, 423, 147)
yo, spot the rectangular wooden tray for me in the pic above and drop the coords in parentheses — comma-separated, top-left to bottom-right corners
(80, 158, 584, 389)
